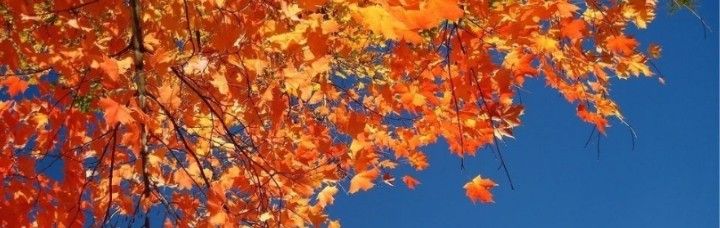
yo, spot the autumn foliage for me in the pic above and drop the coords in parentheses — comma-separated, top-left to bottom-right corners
(0, 0, 658, 226)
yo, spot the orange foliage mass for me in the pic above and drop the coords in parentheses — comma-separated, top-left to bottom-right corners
(0, 0, 657, 226)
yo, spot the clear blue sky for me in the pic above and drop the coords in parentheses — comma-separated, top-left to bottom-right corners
(329, 2, 719, 227)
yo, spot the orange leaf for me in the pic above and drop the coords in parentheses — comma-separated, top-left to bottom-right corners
(98, 98, 134, 125)
(349, 168, 379, 194)
(209, 211, 227, 226)
(402, 175, 420, 190)
(554, 0, 579, 18)
(157, 84, 181, 108)
(648, 43, 662, 59)
(174, 171, 194, 190)
(606, 35, 638, 56)
(560, 19, 586, 40)
(426, 0, 464, 21)
(2, 76, 28, 96)
(99, 57, 119, 81)
(99, 56, 132, 81)
(463, 175, 497, 203)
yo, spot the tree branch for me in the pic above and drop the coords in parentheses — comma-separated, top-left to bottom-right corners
(128, 0, 152, 197)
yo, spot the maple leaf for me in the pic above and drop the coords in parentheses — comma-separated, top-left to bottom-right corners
(349, 168, 379, 194)
(209, 211, 227, 226)
(259, 212, 273, 222)
(184, 56, 209, 74)
(408, 152, 429, 170)
(328, 220, 341, 228)
(534, 34, 559, 53)
(577, 104, 608, 133)
(316, 186, 338, 207)
(648, 43, 662, 59)
(157, 84, 181, 108)
(98, 56, 132, 81)
(2, 76, 28, 96)
(210, 73, 229, 95)
(617, 54, 653, 78)
(400, 85, 427, 107)
(31, 113, 48, 128)
(349, 139, 365, 155)
(426, 0, 464, 21)
(554, 1, 579, 18)
(464, 175, 497, 204)
(173, 171, 194, 190)
(351, 5, 422, 42)
(307, 28, 329, 57)
(560, 19, 586, 40)
(402, 175, 420, 190)
(98, 98, 134, 125)
(606, 35, 638, 56)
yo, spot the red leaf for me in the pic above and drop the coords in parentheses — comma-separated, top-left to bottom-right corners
(2, 76, 28, 97)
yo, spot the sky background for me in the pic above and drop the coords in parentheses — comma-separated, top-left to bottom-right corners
(329, 2, 719, 227)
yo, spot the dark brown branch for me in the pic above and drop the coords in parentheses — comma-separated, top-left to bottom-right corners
(101, 126, 119, 225)
(443, 22, 468, 169)
(128, 0, 152, 197)
(469, 68, 516, 190)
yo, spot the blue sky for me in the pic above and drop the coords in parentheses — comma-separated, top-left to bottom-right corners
(329, 2, 719, 227)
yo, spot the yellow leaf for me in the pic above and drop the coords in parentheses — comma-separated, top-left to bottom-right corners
(464, 118, 476, 128)
(243, 59, 269, 74)
(211, 73, 229, 95)
(184, 56, 209, 74)
(618, 54, 652, 78)
(534, 34, 558, 53)
(116, 164, 134, 180)
(349, 139, 364, 155)
(209, 211, 227, 226)
(259, 212, 273, 222)
(328, 220, 341, 228)
(316, 185, 338, 207)
(32, 113, 48, 128)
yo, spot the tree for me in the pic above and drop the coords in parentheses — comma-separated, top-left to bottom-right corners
(0, 0, 659, 226)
